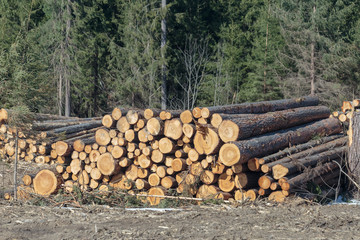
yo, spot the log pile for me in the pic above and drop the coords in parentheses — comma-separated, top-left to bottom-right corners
(2, 96, 348, 204)
(0, 111, 102, 164)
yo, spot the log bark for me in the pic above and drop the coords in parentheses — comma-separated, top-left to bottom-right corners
(219, 118, 342, 166)
(203, 95, 319, 115)
(261, 136, 347, 173)
(348, 111, 360, 184)
(258, 134, 343, 165)
(218, 106, 330, 142)
(272, 146, 346, 180)
(44, 121, 102, 138)
(32, 119, 100, 131)
(281, 161, 340, 191)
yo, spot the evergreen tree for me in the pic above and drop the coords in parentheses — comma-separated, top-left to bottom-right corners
(0, 0, 52, 112)
(239, 0, 284, 102)
(275, 0, 360, 108)
(109, 0, 163, 109)
(71, 0, 118, 116)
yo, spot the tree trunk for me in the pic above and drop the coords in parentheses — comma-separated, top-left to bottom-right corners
(218, 106, 330, 142)
(45, 121, 102, 137)
(261, 136, 347, 173)
(348, 112, 360, 184)
(219, 118, 342, 166)
(281, 161, 340, 191)
(272, 146, 346, 180)
(161, 0, 167, 110)
(257, 134, 342, 165)
(32, 119, 100, 131)
(202, 95, 319, 115)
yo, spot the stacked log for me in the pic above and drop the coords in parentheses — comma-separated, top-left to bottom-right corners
(0, 109, 102, 165)
(2, 96, 348, 204)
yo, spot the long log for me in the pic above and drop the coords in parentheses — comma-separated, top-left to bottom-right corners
(32, 119, 101, 131)
(272, 146, 346, 180)
(44, 121, 102, 138)
(219, 118, 342, 166)
(257, 134, 343, 165)
(218, 106, 330, 142)
(210, 113, 257, 128)
(202, 95, 319, 115)
(281, 161, 340, 191)
(261, 136, 347, 173)
(50, 126, 103, 142)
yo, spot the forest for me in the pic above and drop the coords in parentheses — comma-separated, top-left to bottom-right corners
(1, 0, 360, 117)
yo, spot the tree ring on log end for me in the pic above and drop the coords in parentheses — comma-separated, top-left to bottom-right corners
(218, 120, 239, 142)
(33, 170, 58, 196)
(219, 143, 240, 166)
(97, 153, 116, 175)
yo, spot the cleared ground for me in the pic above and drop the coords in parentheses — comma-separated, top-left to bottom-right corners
(1, 200, 360, 240)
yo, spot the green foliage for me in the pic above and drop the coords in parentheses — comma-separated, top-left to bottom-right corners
(7, 105, 34, 130)
(1, 0, 360, 114)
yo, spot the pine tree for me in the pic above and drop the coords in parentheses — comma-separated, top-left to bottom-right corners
(109, 0, 163, 109)
(239, 0, 284, 102)
(275, 0, 360, 108)
(0, 0, 52, 112)
(71, 0, 118, 116)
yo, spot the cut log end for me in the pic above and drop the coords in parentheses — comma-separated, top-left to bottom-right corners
(180, 110, 193, 124)
(33, 170, 60, 196)
(102, 115, 115, 128)
(219, 143, 240, 167)
(201, 107, 210, 119)
(164, 118, 183, 140)
(192, 107, 202, 119)
(218, 120, 239, 143)
(111, 107, 122, 120)
(210, 113, 223, 129)
(148, 187, 166, 205)
(272, 164, 289, 180)
(147, 118, 163, 136)
(95, 129, 111, 146)
(97, 153, 117, 176)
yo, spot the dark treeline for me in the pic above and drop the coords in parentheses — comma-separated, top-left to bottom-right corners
(1, 0, 360, 117)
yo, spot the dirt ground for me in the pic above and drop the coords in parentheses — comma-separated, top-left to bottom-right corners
(1, 162, 360, 239)
(1, 199, 360, 240)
